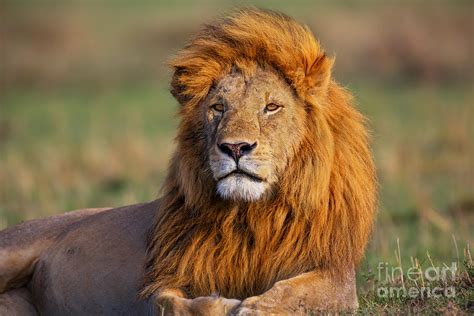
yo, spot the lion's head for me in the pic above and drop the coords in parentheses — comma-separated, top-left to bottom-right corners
(206, 66, 309, 201)
(143, 8, 377, 299)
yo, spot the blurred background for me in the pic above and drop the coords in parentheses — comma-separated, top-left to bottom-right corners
(1, 0, 472, 274)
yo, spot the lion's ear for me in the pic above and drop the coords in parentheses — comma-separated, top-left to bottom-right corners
(170, 67, 192, 105)
(303, 55, 334, 101)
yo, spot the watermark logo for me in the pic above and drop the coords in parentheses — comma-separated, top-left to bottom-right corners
(375, 262, 457, 299)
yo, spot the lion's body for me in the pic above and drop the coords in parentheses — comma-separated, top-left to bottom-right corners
(1, 202, 158, 315)
(0, 9, 376, 315)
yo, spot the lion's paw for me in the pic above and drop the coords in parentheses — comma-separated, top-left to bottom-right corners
(231, 296, 257, 315)
(232, 295, 292, 315)
(190, 296, 241, 315)
(233, 306, 258, 316)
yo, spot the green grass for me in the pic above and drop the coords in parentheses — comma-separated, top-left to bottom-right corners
(0, 85, 177, 223)
(358, 248, 473, 314)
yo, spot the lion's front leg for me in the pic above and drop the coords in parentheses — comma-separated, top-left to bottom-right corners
(154, 289, 241, 316)
(234, 269, 358, 315)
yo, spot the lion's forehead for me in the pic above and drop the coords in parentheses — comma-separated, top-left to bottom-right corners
(211, 67, 295, 110)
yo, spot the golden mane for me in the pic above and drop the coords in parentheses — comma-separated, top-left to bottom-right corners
(142, 8, 377, 300)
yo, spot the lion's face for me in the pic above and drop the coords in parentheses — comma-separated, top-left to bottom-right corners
(204, 67, 307, 201)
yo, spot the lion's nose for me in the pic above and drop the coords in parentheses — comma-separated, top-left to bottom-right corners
(218, 142, 257, 161)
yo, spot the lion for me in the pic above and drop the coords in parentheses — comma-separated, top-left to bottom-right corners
(0, 8, 376, 315)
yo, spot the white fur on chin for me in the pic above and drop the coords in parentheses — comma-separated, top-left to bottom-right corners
(217, 175, 267, 201)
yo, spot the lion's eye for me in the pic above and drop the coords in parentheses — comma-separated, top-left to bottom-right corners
(265, 103, 281, 113)
(211, 104, 225, 113)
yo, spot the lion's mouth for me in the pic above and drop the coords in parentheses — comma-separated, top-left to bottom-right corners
(218, 170, 264, 182)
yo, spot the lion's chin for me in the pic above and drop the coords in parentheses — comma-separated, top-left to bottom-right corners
(216, 175, 268, 202)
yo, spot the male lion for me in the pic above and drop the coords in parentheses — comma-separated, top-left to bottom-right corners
(0, 8, 376, 315)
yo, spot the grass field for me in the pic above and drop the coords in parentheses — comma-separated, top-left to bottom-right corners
(1, 0, 473, 313)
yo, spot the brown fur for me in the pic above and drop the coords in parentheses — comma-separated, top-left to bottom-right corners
(142, 8, 377, 300)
